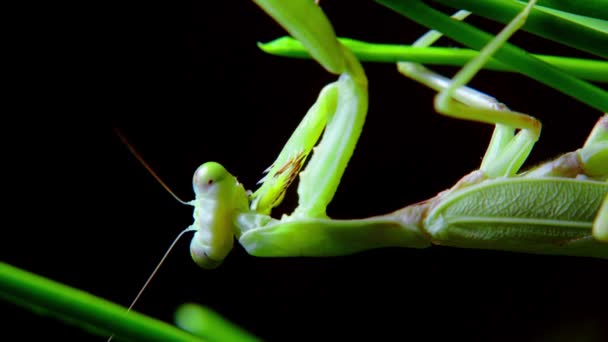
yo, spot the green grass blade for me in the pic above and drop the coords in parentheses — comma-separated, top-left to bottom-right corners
(175, 303, 261, 342)
(0, 262, 204, 342)
(252, 0, 345, 74)
(429, 0, 608, 58)
(259, 37, 608, 82)
(375, 0, 608, 112)
(529, 3, 608, 33)
(534, 0, 608, 20)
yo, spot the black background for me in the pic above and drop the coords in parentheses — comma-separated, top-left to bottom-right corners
(2, 1, 607, 341)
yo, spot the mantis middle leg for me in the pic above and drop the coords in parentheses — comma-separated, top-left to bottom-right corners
(398, 0, 541, 179)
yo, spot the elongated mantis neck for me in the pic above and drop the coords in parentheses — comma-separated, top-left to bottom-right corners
(235, 205, 431, 258)
(238, 172, 488, 258)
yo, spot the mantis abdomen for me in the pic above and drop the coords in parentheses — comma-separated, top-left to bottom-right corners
(425, 177, 608, 258)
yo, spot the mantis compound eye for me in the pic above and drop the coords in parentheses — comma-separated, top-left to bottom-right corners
(192, 162, 229, 196)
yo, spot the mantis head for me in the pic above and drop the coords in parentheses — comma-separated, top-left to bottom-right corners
(190, 162, 249, 269)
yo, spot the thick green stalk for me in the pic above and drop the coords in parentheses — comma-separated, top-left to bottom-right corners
(375, 0, 608, 112)
(0, 262, 206, 341)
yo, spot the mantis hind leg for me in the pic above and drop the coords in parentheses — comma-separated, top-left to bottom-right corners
(399, 0, 540, 178)
(580, 115, 608, 242)
(595, 195, 608, 242)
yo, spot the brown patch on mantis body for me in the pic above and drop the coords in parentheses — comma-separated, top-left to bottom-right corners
(275, 151, 306, 176)
(269, 151, 307, 208)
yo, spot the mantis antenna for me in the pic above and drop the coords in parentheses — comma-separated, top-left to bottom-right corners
(109, 128, 198, 342)
(114, 128, 190, 205)
(105, 227, 196, 342)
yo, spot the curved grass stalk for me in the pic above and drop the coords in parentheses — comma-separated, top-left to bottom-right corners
(259, 37, 608, 82)
(0, 262, 257, 341)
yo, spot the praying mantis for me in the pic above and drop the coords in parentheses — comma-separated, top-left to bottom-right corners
(105, 0, 605, 340)
(3, 1, 608, 342)
(145, 0, 605, 271)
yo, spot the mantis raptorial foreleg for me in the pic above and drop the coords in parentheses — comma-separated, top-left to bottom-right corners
(249, 67, 368, 220)
(250, 1, 368, 220)
(250, 82, 337, 215)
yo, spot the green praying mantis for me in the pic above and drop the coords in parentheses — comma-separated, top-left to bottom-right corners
(167, 0, 607, 270)
(122, 0, 608, 274)
(3, 2, 608, 342)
